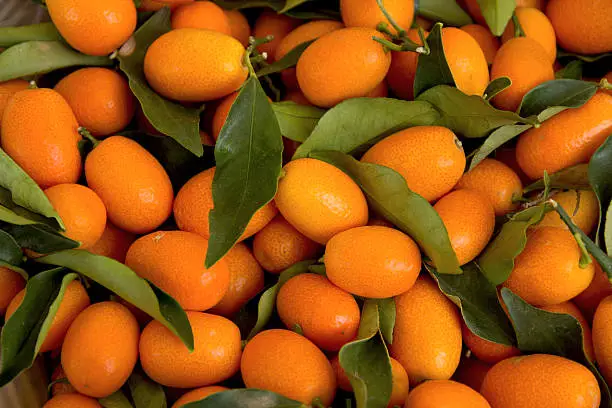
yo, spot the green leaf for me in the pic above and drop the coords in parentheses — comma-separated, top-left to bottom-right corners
(182, 389, 303, 408)
(0, 268, 74, 387)
(128, 371, 167, 408)
(377, 298, 396, 345)
(605, 204, 612, 257)
(417, 0, 473, 26)
(339, 300, 393, 408)
(0, 205, 41, 226)
(557, 51, 612, 63)
(35, 250, 194, 350)
(293, 99, 439, 159)
(523, 164, 590, 194)
(272, 101, 325, 143)
(477, 0, 516, 36)
(0, 23, 63, 48)
(417, 85, 529, 138)
(414, 23, 455, 98)
(206, 76, 283, 267)
(589, 136, 612, 250)
(99, 390, 135, 408)
(310, 151, 461, 275)
(256, 40, 315, 77)
(279, 0, 311, 13)
(469, 124, 532, 169)
(501, 288, 612, 407)
(247, 260, 315, 340)
(479, 204, 551, 285)
(3, 224, 80, 253)
(0, 230, 22, 266)
(484, 77, 512, 100)
(118, 8, 203, 157)
(0, 41, 112, 82)
(212, 0, 284, 10)
(555, 60, 584, 80)
(0, 148, 64, 229)
(518, 79, 598, 119)
(427, 263, 515, 345)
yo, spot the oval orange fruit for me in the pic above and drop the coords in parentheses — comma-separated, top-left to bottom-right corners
(405, 380, 491, 408)
(171, 1, 231, 35)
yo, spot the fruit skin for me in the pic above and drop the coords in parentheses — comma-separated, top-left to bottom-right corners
(125, 230, 230, 311)
(252, 215, 321, 274)
(296, 27, 391, 108)
(325, 226, 421, 298)
(43, 393, 102, 408)
(87, 222, 136, 263)
(241, 329, 336, 406)
(504, 227, 595, 306)
(546, 0, 612, 54)
(144, 28, 247, 102)
(225, 10, 250, 47)
(1, 88, 82, 189)
(253, 11, 301, 60)
(51, 365, 76, 396)
(7, 280, 90, 352)
(46, 0, 136, 56)
(574, 262, 612, 322)
(44, 184, 107, 249)
(62, 302, 139, 398)
(0, 267, 25, 316)
(140, 311, 241, 388)
(173, 167, 278, 240)
(460, 24, 500, 65)
(209, 242, 264, 317)
(542, 301, 595, 361)
(593, 295, 612, 385)
(491, 37, 554, 112)
(405, 380, 491, 408)
(452, 356, 492, 392)
(536, 189, 599, 235)
(434, 189, 496, 265)
(501, 7, 557, 62)
(171, 1, 231, 34)
(455, 158, 522, 216)
(276, 273, 360, 351)
(461, 323, 521, 364)
(386, 29, 425, 100)
(442, 27, 489, 96)
(340, 0, 414, 33)
(480, 354, 600, 408)
(390, 276, 462, 384)
(362, 126, 466, 202)
(211, 92, 238, 141)
(516, 91, 612, 179)
(0, 79, 28, 129)
(172, 386, 229, 408)
(85, 135, 174, 234)
(275, 158, 369, 244)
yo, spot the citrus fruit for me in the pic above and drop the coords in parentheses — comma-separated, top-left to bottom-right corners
(593, 295, 612, 385)
(0, 79, 28, 129)
(542, 301, 595, 361)
(0, 267, 25, 316)
(367, 80, 389, 97)
(211, 92, 238, 141)
(172, 386, 229, 408)
(574, 262, 612, 322)
(51, 365, 76, 396)
(225, 9, 250, 47)
(405, 380, 492, 408)
(340, 0, 414, 33)
(87, 222, 136, 263)
(452, 356, 492, 392)
(461, 323, 521, 364)
(43, 393, 102, 408)
(442, 27, 490, 96)
(252, 11, 301, 60)
(460, 24, 500, 65)
(536, 189, 599, 235)
(501, 7, 557, 62)
(171, 1, 231, 35)
(386, 29, 426, 100)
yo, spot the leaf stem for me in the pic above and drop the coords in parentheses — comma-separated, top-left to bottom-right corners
(599, 78, 612, 90)
(512, 13, 526, 38)
(373, 35, 428, 54)
(375, 0, 406, 37)
(78, 127, 99, 148)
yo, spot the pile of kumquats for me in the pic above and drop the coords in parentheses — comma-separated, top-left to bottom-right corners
(0, 0, 611, 407)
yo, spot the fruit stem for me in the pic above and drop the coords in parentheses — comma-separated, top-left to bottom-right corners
(245, 35, 274, 77)
(512, 13, 526, 38)
(375, 0, 407, 38)
(372, 35, 428, 54)
(548, 199, 595, 269)
(599, 78, 612, 90)
(78, 127, 99, 148)
(28, 80, 38, 89)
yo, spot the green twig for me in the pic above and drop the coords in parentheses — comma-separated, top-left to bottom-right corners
(512, 13, 526, 38)
(375, 0, 406, 37)
(600, 78, 612, 91)
(78, 127, 100, 148)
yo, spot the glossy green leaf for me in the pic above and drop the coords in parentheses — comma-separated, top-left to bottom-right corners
(377, 298, 396, 345)
(484, 77, 512, 100)
(339, 300, 392, 408)
(605, 204, 612, 257)
(256, 40, 315, 77)
(524, 164, 590, 194)
(0, 41, 112, 82)
(247, 260, 315, 340)
(128, 371, 167, 408)
(477, 0, 515, 36)
(0, 268, 73, 387)
(414, 23, 455, 98)
(518, 79, 598, 119)
(272, 101, 325, 143)
(417, 85, 529, 138)
(0, 230, 22, 266)
(0, 23, 63, 48)
(36, 250, 194, 350)
(427, 263, 515, 345)
(589, 136, 612, 249)
(311, 151, 461, 275)
(207, 75, 283, 267)
(293, 99, 439, 159)
(417, 0, 473, 26)
(213, 0, 284, 10)
(469, 124, 532, 169)
(3, 224, 79, 253)
(118, 8, 202, 157)
(555, 60, 584, 80)
(99, 390, 134, 408)
(479, 204, 551, 285)
(501, 288, 612, 407)
(183, 389, 303, 408)
(0, 205, 41, 226)
(557, 50, 612, 63)
(280, 0, 311, 13)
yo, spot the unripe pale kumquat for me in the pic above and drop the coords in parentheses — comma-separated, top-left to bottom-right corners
(405, 380, 492, 408)
(442, 27, 490, 96)
(171, 1, 232, 35)
(340, 0, 414, 33)
(501, 7, 557, 62)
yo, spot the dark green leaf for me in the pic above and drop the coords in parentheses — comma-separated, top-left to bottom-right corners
(272, 101, 325, 143)
(3, 224, 79, 253)
(99, 390, 134, 408)
(414, 23, 455, 98)
(0, 230, 22, 266)
(479, 204, 551, 285)
(589, 136, 612, 249)
(36, 250, 194, 350)
(605, 205, 612, 257)
(377, 298, 395, 345)
(207, 76, 283, 267)
(484, 77, 512, 100)
(0, 41, 112, 82)
(417, 85, 529, 138)
(524, 164, 590, 194)
(293, 99, 439, 159)
(0, 269, 73, 387)
(128, 371, 167, 408)
(212, 0, 284, 10)
(118, 8, 203, 157)
(518, 79, 598, 119)
(311, 151, 461, 275)
(428, 263, 515, 345)
(557, 51, 612, 63)
(417, 0, 473, 26)
(256, 40, 314, 77)
(555, 60, 584, 80)
(469, 124, 532, 169)
(0, 23, 62, 48)
(279, 0, 311, 13)
(247, 260, 315, 340)
(477, 0, 515, 36)
(183, 389, 303, 408)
